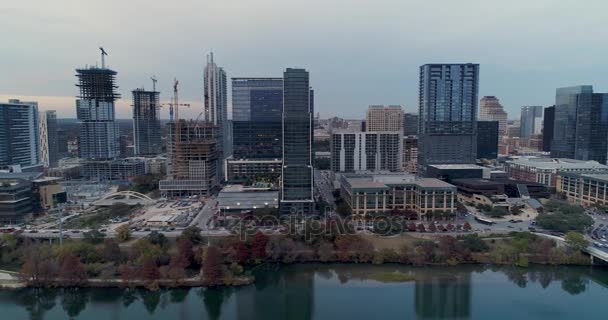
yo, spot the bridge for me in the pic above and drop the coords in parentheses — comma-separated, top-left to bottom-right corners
(93, 191, 155, 207)
(535, 233, 608, 265)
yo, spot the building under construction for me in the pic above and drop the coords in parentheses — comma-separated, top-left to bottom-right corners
(75, 66, 121, 160)
(159, 120, 219, 196)
(132, 88, 161, 155)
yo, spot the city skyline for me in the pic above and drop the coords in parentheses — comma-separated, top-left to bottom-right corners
(2, 0, 608, 119)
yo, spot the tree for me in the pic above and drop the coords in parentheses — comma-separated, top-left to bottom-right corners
(428, 223, 437, 232)
(116, 225, 131, 242)
(463, 222, 472, 231)
(140, 259, 160, 281)
(83, 229, 105, 244)
(145, 231, 168, 248)
(565, 231, 588, 252)
(251, 232, 269, 261)
(132, 239, 163, 264)
(59, 255, 88, 286)
(118, 264, 138, 287)
(176, 238, 194, 268)
(536, 207, 593, 233)
(461, 234, 489, 252)
(102, 239, 123, 263)
(317, 240, 335, 262)
(232, 241, 250, 265)
(202, 246, 223, 286)
(417, 223, 426, 232)
(179, 226, 203, 245)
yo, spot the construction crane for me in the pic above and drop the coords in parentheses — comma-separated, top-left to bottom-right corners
(160, 79, 190, 179)
(99, 47, 108, 68)
(150, 76, 157, 92)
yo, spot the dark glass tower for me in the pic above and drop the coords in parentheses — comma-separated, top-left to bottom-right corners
(552, 86, 608, 164)
(232, 78, 283, 159)
(418, 64, 479, 175)
(280, 68, 313, 215)
(542, 105, 555, 152)
(132, 88, 161, 155)
(403, 113, 419, 136)
(476, 121, 499, 159)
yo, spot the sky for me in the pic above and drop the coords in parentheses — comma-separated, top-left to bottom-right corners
(2, 0, 608, 120)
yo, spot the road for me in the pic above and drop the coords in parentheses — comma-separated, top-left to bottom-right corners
(314, 169, 335, 213)
(191, 197, 218, 230)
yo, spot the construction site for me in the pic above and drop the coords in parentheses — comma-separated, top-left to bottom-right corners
(159, 81, 221, 197)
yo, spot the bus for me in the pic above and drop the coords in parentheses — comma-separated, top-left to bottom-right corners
(474, 216, 495, 225)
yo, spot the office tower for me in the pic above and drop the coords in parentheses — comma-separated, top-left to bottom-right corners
(280, 68, 313, 215)
(56, 128, 69, 157)
(418, 64, 479, 175)
(519, 106, 543, 139)
(542, 105, 555, 152)
(330, 132, 402, 172)
(366, 105, 404, 132)
(403, 113, 419, 136)
(75, 65, 120, 160)
(39, 110, 59, 168)
(0, 99, 40, 170)
(479, 96, 508, 136)
(203, 52, 229, 179)
(231, 78, 283, 159)
(476, 121, 499, 159)
(159, 121, 219, 196)
(552, 86, 608, 163)
(132, 88, 161, 155)
(403, 136, 418, 174)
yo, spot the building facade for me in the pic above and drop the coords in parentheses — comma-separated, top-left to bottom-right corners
(38, 110, 59, 168)
(403, 136, 418, 174)
(231, 78, 283, 159)
(339, 173, 457, 217)
(160, 121, 219, 196)
(225, 158, 282, 183)
(0, 178, 33, 224)
(81, 158, 146, 181)
(418, 64, 479, 175)
(331, 132, 403, 173)
(0, 99, 40, 170)
(280, 68, 314, 215)
(132, 88, 162, 155)
(76, 67, 121, 160)
(505, 157, 608, 187)
(203, 53, 229, 179)
(479, 96, 508, 136)
(476, 121, 499, 159)
(542, 105, 555, 152)
(366, 105, 404, 132)
(557, 172, 608, 207)
(551, 86, 608, 164)
(403, 113, 419, 136)
(519, 106, 543, 139)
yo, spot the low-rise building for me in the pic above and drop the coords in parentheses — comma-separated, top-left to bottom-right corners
(0, 178, 33, 224)
(505, 157, 608, 187)
(557, 172, 608, 207)
(217, 184, 279, 214)
(339, 173, 457, 217)
(81, 158, 146, 181)
(425, 164, 489, 182)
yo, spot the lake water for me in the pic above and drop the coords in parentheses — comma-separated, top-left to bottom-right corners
(1, 264, 608, 320)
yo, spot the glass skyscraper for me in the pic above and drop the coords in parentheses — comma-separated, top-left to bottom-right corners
(0, 99, 40, 169)
(519, 105, 543, 139)
(132, 88, 162, 155)
(552, 85, 608, 164)
(231, 78, 283, 159)
(280, 68, 313, 215)
(418, 64, 479, 175)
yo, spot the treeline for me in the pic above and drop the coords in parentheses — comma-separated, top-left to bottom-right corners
(0, 226, 590, 290)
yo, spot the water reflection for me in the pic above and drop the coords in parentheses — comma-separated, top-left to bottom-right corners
(1, 265, 607, 320)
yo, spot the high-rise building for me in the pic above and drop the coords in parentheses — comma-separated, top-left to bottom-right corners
(519, 106, 543, 139)
(231, 78, 283, 159)
(132, 88, 161, 156)
(280, 68, 313, 215)
(403, 113, 419, 136)
(418, 64, 479, 175)
(476, 121, 499, 159)
(39, 110, 59, 168)
(542, 105, 555, 152)
(403, 136, 418, 174)
(551, 86, 608, 163)
(366, 105, 403, 132)
(159, 121, 219, 196)
(203, 53, 229, 179)
(330, 132, 403, 172)
(75, 65, 120, 160)
(0, 99, 40, 170)
(479, 96, 508, 136)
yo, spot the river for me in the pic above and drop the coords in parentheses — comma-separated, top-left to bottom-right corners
(1, 264, 608, 320)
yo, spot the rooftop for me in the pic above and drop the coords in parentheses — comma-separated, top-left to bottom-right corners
(508, 158, 608, 170)
(343, 173, 455, 190)
(428, 164, 486, 170)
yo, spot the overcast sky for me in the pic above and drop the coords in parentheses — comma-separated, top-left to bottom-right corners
(2, 0, 607, 119)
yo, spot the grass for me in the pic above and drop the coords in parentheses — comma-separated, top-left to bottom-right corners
(64, 204, 137, 229)
(369, 271, 416, 283)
